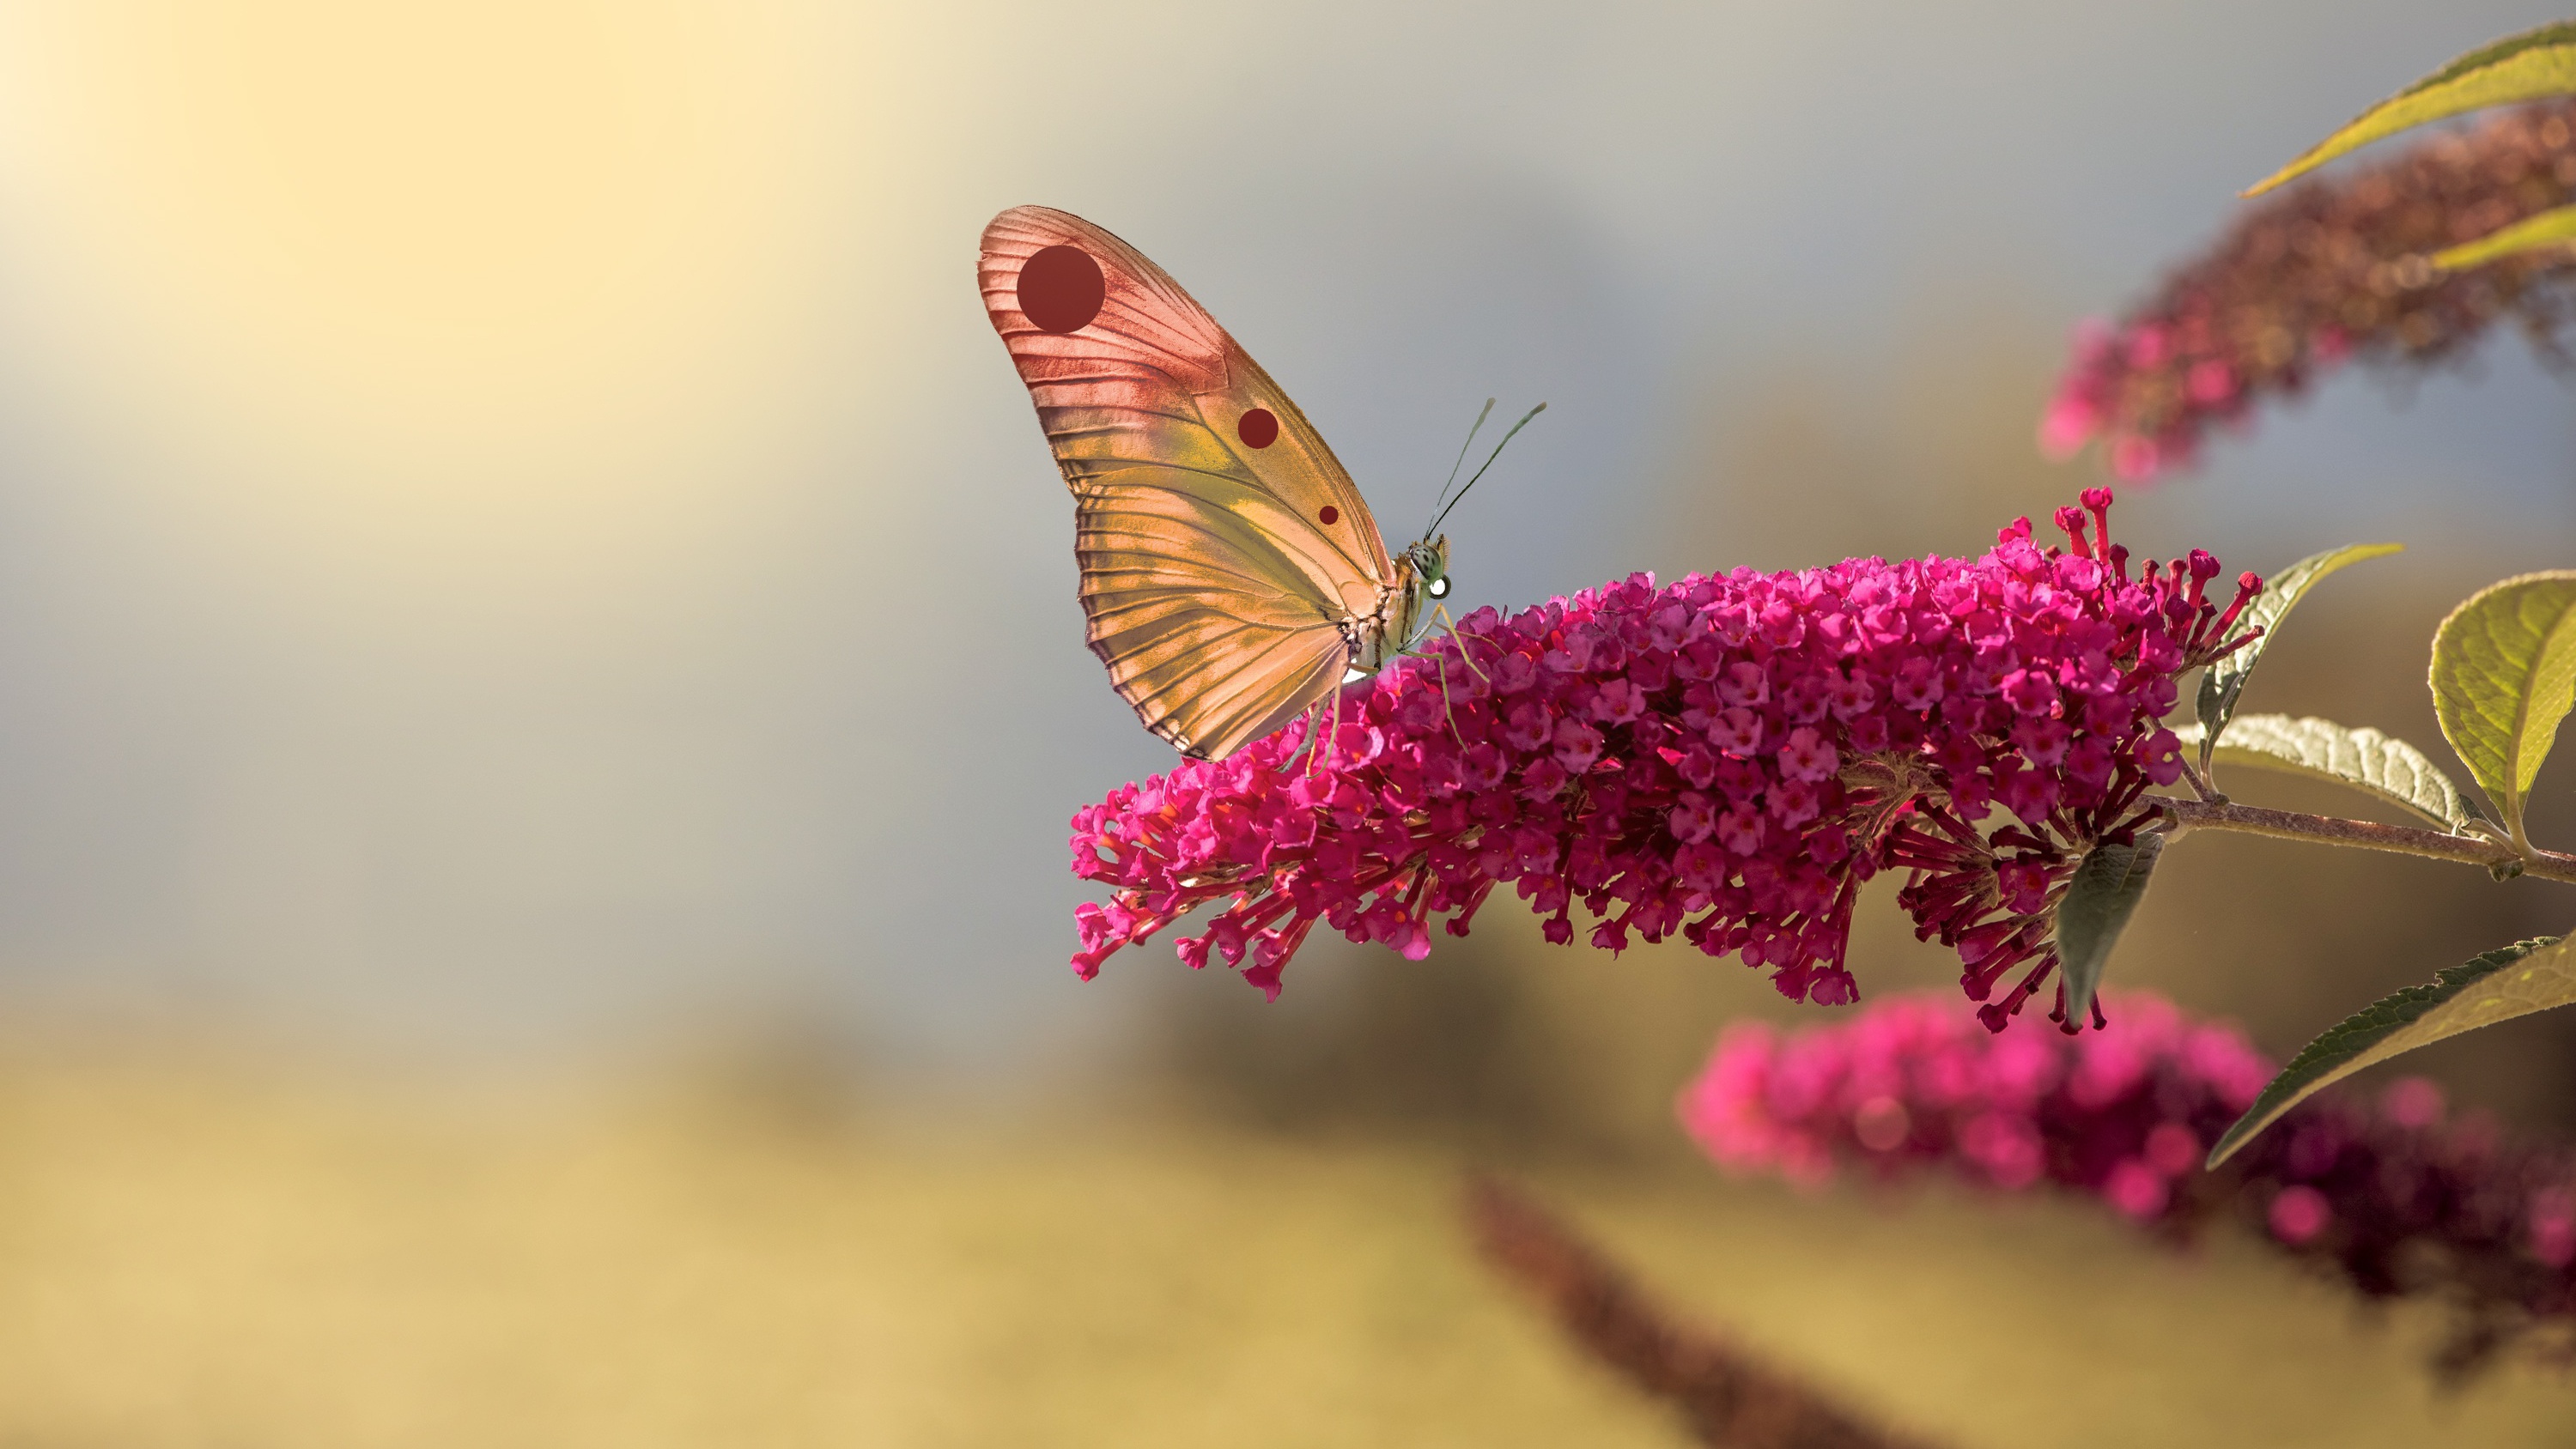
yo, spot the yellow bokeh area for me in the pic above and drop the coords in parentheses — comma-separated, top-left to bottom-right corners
(0, 2, 853, 578)
(0, 1040, 2567, 1448)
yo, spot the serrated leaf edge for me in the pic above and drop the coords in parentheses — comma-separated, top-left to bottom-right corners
(2244, 21, 2576, 196)
(2207, 937, 2564, 1167)
(2196, 543, 2403, 773)
(2428, 571, 2576, 850)
(2431, 202, 2576, 272)
(2171, 714, 2477, 831)
(2054, 834, 2163, 1030)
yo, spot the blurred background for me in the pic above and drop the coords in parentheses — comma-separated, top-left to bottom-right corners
(0, 1, 2570, 1444)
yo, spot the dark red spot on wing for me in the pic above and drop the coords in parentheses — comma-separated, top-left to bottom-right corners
(1237, 407, 1279, 449)
(1019, 246, 1105, 333)
(1317, 505, 1340, 525)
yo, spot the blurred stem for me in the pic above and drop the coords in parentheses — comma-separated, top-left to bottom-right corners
(2158, 797, 2576, 884)
(1463, 1176, 1945, 1449)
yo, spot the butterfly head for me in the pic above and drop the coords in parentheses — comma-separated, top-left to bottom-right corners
(1403, 536, 1452, 603)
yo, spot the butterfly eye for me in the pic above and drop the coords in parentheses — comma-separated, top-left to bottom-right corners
(1428, 576, 1450, 599)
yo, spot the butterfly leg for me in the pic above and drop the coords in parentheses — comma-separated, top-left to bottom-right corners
(1431, 604, 1490, 681)
(1395, 634, 1473, 755)
(1401, 604, 1490, 680)
(1392, 605, 1493, 751)
(1430, 652, 1469, 752)
(1282, 697, 1326, 772)
(1309, 681, 1344, 779)
(1297, 681, 1345, 780)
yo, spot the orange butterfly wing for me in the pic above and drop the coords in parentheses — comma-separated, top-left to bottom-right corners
(979, 205, 1396, 760)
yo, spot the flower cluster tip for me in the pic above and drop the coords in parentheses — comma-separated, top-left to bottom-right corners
(2042, 100, 2576, 482)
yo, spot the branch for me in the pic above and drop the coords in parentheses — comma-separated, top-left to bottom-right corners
(2155, 797, 2576, 884)
(1463, 1176, 1946, 1449)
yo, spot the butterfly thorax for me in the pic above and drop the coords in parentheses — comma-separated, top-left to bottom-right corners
(1345, 536, 1449, 676)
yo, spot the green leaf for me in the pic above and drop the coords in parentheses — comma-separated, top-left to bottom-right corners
(2208, 936, 2570, 1167)
(2245, 21, 2576, 196)
(2054, 834, 2163, 1031)
(2431, 202, 2576, 271)
(2171, 714, 2476, 831)
(2196, 543, 2404, 774)
(2429, 572, 2576, 852)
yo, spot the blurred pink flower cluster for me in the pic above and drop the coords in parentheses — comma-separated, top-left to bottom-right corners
(1070, 492, 2253, 1028)
(2040, 100, 2576, 482)
(1681, 991, 2576, 1377)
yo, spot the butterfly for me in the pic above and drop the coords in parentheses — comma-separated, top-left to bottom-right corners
(978, 206, 1534, 761)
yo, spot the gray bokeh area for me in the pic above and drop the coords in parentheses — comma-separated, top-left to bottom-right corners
(0, 2, 2566, 1083)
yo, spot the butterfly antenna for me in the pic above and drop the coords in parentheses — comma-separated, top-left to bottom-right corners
(1426, 401, 1545, 537)
(1426, 397, 1498, 533)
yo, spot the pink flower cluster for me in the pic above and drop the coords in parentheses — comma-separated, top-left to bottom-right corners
(1070, 492, 2255, 1028)
(2041, 314, 2262, 482)
(1681, 991, 2576, 1379)
(2040, 100, 2576, 482)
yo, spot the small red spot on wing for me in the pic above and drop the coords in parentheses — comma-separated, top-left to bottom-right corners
(1318, 506, 1340, 525)
(1019, 246, 1105, 333)
(1237, 407, 1279, 449)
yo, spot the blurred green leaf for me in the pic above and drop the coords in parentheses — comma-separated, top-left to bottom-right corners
(2431, 202, 2576, 271)
(2196, 543, 2403, 774)
(2208, 936, 2570, 1167)
(2172, 714, 2476, 831)
(2055, 834, 2162, 1032)
(2245, 21, 2576, 196)
(2429, 572, 2576, 851)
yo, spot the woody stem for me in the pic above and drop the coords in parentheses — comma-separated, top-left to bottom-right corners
(2155, 796, 2576, 885)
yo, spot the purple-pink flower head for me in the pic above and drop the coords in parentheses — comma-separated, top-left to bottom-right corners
(1068, 493, 2257, 1028)
(2040, 100, 2576, 483)
(1680, 991, 2576, 1379)
(1680, 991, 2275, 1207)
